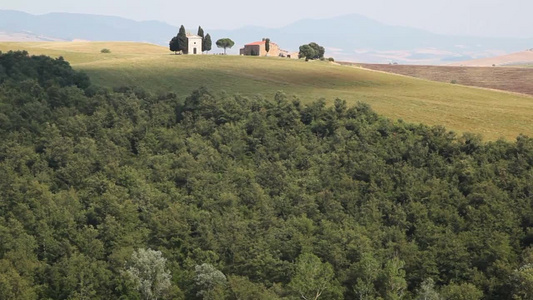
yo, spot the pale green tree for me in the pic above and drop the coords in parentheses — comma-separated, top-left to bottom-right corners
(353, 252, 380, 300)
(512, 263, 533, 300)
(440, 283, 483, 300)
(125, 248, 172, 300)
(416, 278, 441, 300)
(195, 263, 227, 300)
(289, 252, 335, 300)
(380, 257, 407, 300)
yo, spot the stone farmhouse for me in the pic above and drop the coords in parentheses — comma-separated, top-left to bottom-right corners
(240, 39, 298, 58)
(240, 40, 279, 56)
(187, 34, 202, 54)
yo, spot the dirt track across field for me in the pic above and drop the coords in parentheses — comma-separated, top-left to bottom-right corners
(340, 62, 533, 97)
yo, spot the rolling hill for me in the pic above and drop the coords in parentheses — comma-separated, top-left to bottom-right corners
(1, 41, 532, 141)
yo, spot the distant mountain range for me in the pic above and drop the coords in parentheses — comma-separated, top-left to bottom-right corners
(1, 10, 532, 64)
(0, 10, 176, 45)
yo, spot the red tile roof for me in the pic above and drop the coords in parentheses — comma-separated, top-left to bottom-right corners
(245, 41, 265, 46)
(245, 41, 279, 46)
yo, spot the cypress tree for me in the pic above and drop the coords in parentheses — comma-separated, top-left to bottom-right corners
(197, 26, 204, 39)
(265, 38, 270, 56)
(203, 34, 212, 54)
(198, 26, 205, 53)
(177, 25, 188, 54)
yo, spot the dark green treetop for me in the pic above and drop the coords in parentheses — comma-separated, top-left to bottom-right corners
(299, 42, 325, 60)
(203, 34, 212, 53)
(299, 44, 317, 61)
(197, 26, 204, 39)
(169, 36, 179, 54)
(309, 42, 325, 59)
(177, 25, 188, 54)
(265, 38, 270, 55)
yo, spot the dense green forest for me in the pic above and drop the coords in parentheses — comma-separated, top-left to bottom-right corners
(0, 51, 532, 299)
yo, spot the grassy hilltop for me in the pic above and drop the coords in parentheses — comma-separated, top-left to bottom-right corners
(1, 41, 532, 140)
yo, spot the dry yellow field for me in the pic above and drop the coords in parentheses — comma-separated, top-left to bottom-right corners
(348, 63, 533, 96)
(1, 41, 532, 141)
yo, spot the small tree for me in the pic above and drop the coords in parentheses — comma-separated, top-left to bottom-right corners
(203, 34, 212, 54)
(216, 38, 235, 55)
(512, 263, 533, 300)
(195, 263, 227, 300)
(416, 278, 441, 300)
(177, 25, 188, 54)
(265, 38, 270, 56)
(299, 44, 317, 61)
(227, 275, 279, 300)
(353, 252, 380, 300)
(125, 248, 172, 300)
(289, 253, 335, 300)
(169, 36, 179, 54)
(380, 257, 407, 300)
(441, 283, 483, 300)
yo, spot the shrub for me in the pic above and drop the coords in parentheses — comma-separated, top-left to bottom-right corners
(328, 57, 335, 62)
(450, 79, 457, 84)
(100, 48, 111, 54)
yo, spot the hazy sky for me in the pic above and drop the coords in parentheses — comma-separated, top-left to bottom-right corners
(1, 0, 531, 38)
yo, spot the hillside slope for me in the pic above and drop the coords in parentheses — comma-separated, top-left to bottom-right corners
(1, 41, 532, 140)
(343, 63, 533, 97)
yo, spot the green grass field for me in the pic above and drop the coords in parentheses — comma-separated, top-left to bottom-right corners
(2, 41, 532, 141)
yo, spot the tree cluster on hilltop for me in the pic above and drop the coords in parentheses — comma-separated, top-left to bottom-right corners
(299, 42, 325, 61)
(1, 51, 533, 299)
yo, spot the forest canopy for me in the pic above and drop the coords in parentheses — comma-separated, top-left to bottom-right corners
(0, 51, 532, 299)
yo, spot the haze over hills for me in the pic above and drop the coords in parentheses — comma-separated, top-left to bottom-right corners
(1, 9, 532, 64)
(448, 49, 533, 67)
